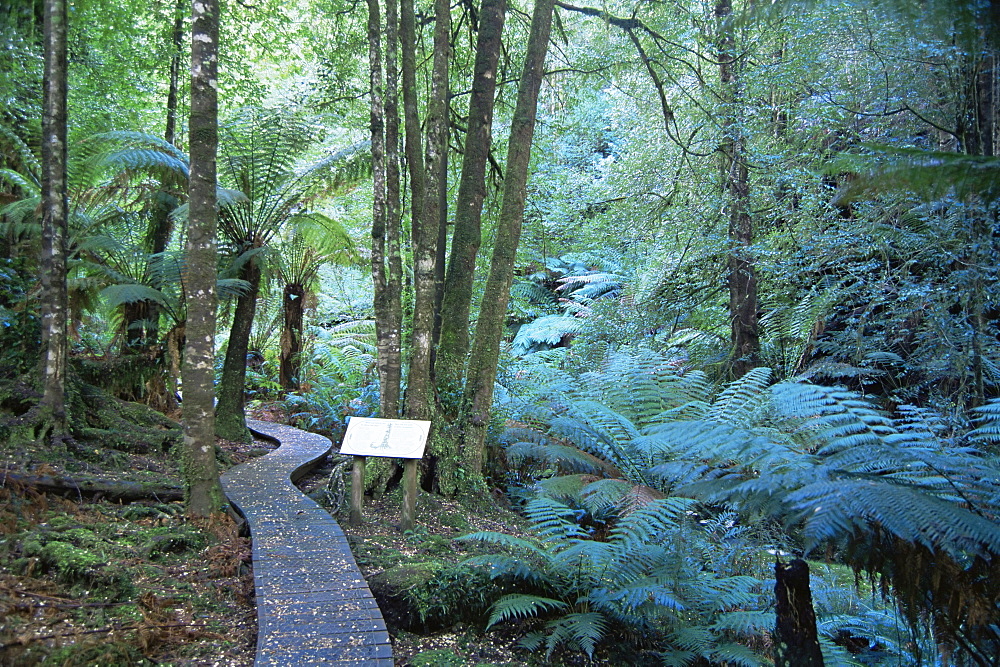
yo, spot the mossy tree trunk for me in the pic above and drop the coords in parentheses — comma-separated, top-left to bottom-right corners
(461, 0, 556, 487)
(404, 0, 450, 424)
(716, 0, 759, 379)
(958, 50, 995, 409)
(435, 0, 507, 398)
(39, 0, 69, 439)
(182, 0, 225, 517)
(368, 0, 403, 418)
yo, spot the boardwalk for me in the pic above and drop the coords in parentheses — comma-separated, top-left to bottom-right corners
(221, 419, 392, 666)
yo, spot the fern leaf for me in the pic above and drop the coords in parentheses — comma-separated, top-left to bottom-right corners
(524, 497, 590, 543)
(708, 366, 772, 426)
(507, 441, 619, 477)
(544, 611, 607, 658)
(708, 642, 766, 667)
(100, 284, 168, 308)
(486, 594, 568, 628)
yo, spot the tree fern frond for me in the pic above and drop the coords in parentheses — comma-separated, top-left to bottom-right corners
(486, 594, 568, 628)
(507, 441, 619, 477)
(708, 366, 772, 426)
(0, 167, 40, 196)
(591, 581, 686, 613)
(969, 399, 1000, 444)
(818, 635, 865, 667)
(536, 473, 606, 504)
(217, 278, 252, 298)
(579, 478, 662, 517)
(0, 125, 41, 179)
(457, 531, 546, 555)
(711, 609, 773, 635)
(787, 479, 1000, 559)
(100, 284, 168, 308)
(544, 611, 607, 658)
(609, 497, 695, 548)
(708, 642, 765, 667)
(512, 314, 584, 356)
(524, 497, 590, 543)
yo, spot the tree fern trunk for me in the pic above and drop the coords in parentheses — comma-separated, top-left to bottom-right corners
(215, 256, 260, 444)
(463, 0, 556, 486)
(774, 558, 824, 667)
(279, 282, 305, 391)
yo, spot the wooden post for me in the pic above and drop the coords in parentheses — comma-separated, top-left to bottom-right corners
(350, 455, 366, 525)
(401, 458, 418, 531)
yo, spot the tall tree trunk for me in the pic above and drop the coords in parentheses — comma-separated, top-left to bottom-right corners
(368, 0, 403, 418)
(214, 256, 260, 443)
(39, 0, 69, 438)
(400, 0, 425, 417)
(774, 558, 824, 667)
(383, 0, 404, 418)
(435, 0, 507, 397)
(182, 0, 225, 517)
(461, 0, 556, 486)
(717, 0, 759, 378)
(279, 282, 305, 391)
(959, 50, 996, 408)
(405, 0, 451, 422)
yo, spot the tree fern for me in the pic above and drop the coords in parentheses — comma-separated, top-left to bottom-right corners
(486, 594, 568, 628)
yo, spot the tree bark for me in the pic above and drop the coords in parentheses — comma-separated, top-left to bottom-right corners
(462, 0, 556, 486)
(39, 0, 69, 439)
(405, 0, 451, 422)
(435, 0, 507, 397)
(383, 0, 404, 418)
(368, 0, 402, 418)
(279, 282, 305, 391)
(774, 558, 824, 667)
(716, 0, 759, 379)
(182, 0, 225, 517)
(214, 256, 260, 443)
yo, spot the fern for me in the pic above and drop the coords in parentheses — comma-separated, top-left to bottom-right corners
(486, 594, 568, 628)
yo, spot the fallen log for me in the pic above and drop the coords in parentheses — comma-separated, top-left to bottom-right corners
(0, 469, 183, 503)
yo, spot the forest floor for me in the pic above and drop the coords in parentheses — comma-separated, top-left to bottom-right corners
(0, 405, 580, 666)
(0, 435, 263, 666)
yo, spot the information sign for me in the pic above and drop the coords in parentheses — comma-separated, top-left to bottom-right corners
(339, 417, 431, 459)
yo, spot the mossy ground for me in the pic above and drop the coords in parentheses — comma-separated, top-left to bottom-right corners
(0, 488, 256, 666)
(0, 400, 268, 667)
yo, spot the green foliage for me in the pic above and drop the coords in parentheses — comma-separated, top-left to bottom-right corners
(461, 496, 766, 661)
(0, 257, 40, 375)
(504, 347, 1000, 661)
(285, 320, 377, 435)
(508, 255, 627, 356)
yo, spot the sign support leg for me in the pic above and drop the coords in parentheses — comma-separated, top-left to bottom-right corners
(350, 455, 366, 526)
(401, 458, 417, 531)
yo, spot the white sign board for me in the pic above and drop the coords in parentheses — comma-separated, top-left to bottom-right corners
(339, 417, 431, 459)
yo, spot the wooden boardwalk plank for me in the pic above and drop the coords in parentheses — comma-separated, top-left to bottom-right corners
(221, 419, 392, 666)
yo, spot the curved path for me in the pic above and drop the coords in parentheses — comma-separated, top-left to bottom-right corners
(221, 419, 392, 666)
